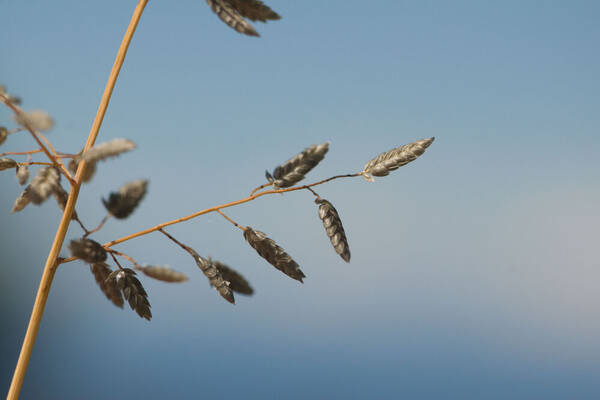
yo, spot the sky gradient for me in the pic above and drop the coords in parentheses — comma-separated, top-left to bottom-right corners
(2, 1, 600, 399)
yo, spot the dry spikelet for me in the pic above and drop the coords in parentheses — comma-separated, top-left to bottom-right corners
(213, 260, 254, 295)
(316, 198, 351, 262)
(68, 157, 96, 183)
(69, 238, 107, 263)
(193, 253, 235, 304)
(140, 265, 188, 283)
(0, 157, 17, 171)
(16, 165, 29, 185)
(269, 142, 330, 189)
(206, 0, 280, 37)
(80, 138, 136, 164)
(90, 263, 124, 308)
(243, 227, 305, 282)
(102, 179, 148, 219)
(53, 182, 79, 221)
(27, 166, 60, 204)
(14, 110, 54, 131)
(0, 126, 8, 145)
(107, 269, 152, 320)
(12, 189, 31, 213)
(362, 137, 435, 181)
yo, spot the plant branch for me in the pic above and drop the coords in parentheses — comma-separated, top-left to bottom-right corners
(0, 94, 75, 185)
(56, 172, 361, 266)
(216, 209, 244, 230)
(7, 1, 148, 399)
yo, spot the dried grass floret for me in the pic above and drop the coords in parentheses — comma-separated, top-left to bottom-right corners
(69, 238, 107, 263)
(362, 137, 434, 181)
(27, 166, 60, 204)
(80, 138, 136, 164)
(213, 260, 254, 295)
(102, 179, 148, 219)
(0, 127, 7, 145)
(16, 165, 29, 185)
(107, 268, 151, 320)
(53, 182, 79, 221)
(0, 158, 17, 170)
(11, 189, 31, 213)
(194, 254, 235, 304)
(269, 142, 329, 189)
(316, 198, 351, 262)
(90, 263, 124, 308)
(140, 265, 188, 283)
(206, 0, 280, 37)
(68, 157, 96, 183)
(14, 110, 54, 131)
(243, 227, 305, 282)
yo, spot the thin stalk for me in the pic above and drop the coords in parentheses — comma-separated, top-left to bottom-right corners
(216, 209, 245, 230)
(57, 172, 361, 266)
(6, 2, 148, 398)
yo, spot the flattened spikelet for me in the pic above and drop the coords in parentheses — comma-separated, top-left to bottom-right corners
(362, 137, 434, 181)
(213, 260, 254, 295)
(69, 238, 107, 263)
(206, 0, 280, 36)
(0, 126, 7, 145)
(14, 110, 54, 131)
(316, 198, 351, 262)
(68, 157, 96, 183)
(27, 166, 60, 204)
(270, 142, 329, 189)
(140, 265, 188, 283)
(206, 0, 258, 36)
(16, 165, 29, 185)
(53, 182, 79, 221)
(81, 138, 136, 164)
(102, 179, 148, 219)
(90, 263, 124, 308)
(0, 157, 17, 171)
(243, 227, 305, 282)
(12, 189, 31, 213)
(108, 269, 151, 320)
(194, 254, 235, 304)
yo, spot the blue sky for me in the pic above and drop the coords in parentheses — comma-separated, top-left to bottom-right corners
(2, 1, 600, 399)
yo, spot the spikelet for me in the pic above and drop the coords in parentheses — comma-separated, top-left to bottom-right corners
(53, 182, 79, 221)
(11, 189, 31, 213)
(206, 0, 280, 37)
(102, 180, 148, 219)
(0, 157, 17, 171)
(316, 198, 351, 262)
(14, 110, 54, 131)
(107, 269, 152, 320)
(213, 260, 254, 295)
(16, 165, 29, 185)
(80, 138, 136, 164)
(195, 254, 235, 304)
(269, 142, 329, 189)
(0, 126, 7, 145)
(26, 166, 60, 204)
(69, 238, 107, 263)
(362, 137, 434, 181)
(68, 157, 96, 183)
(140, 265, 188, 283)
(90, 263, 124, 308)
(243, 227, 305, 282)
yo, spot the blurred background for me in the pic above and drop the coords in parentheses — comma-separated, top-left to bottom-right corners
(1, 1, 599, 398)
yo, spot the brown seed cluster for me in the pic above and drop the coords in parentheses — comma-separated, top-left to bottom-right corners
(205, 0, 280, 37)
(362, 137, 435, 180)
(102, 180, 148, 219)
(213, 260, 254, 295)
(107, 268, 152, 320)
(140, 265, 188, 283)
(243, 227, 305, 282)
(90, 263, 124, 308)
(267, 142, 329, 189)
(316, 198, 351, 262)
(69, 239, 107, 263)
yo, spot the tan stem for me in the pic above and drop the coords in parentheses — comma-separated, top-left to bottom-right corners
(6, 1, 148, 398)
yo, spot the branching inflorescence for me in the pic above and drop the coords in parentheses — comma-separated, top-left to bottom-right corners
(3, 2, 435, 398)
